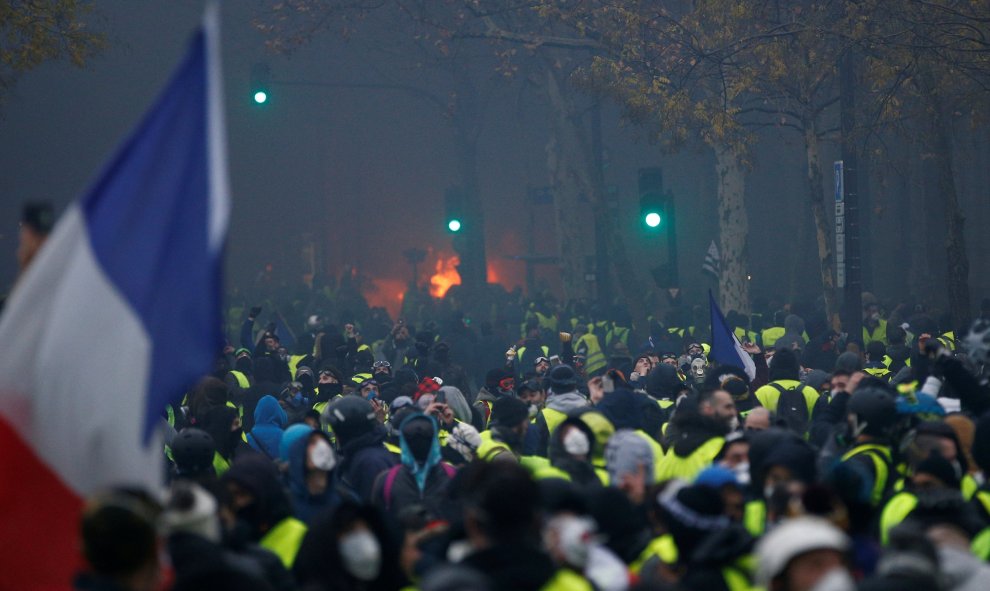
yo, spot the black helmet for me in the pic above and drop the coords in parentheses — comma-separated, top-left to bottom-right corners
(171, 428, 216, 476)
(848, 386, 898, 437)
(548, 364, 578, 393)
(325, 396, 377, 442)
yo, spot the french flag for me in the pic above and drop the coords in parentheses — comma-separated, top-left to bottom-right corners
(709, 291, 756, 381)
(0, 6, 228, 589)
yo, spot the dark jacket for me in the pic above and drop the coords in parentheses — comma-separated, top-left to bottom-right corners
(338, 425, 398, 502)
(293, 502, 406, 591)
(168, 532, 284, 591)
(371, 462, 455, 522)
(460, 543, 559, 591)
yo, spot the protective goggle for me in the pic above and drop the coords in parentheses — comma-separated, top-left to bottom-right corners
(498, 377, 516, 390)
(373, 360, 391, 369)
(534, 356, 550, 365)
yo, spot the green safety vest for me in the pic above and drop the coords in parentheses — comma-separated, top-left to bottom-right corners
(260, 517, 308, 569)
(879, 491, 918, 545)
(841, 443, 892, 506)
(477, 430, 513, 462)
(229, 370, 250, 389)
(656, 437, 725, 482)
(962, 474, 979, 500)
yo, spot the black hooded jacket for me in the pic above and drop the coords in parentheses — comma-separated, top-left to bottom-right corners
(337, 425, 398, 502)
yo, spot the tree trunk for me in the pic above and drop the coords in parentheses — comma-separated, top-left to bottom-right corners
(545, 67, 592, 303)
(543, 61, 650, 334)
(924, 89, 972, 331)
(713, 143, 750, 314)
(802, 117, 840, 329)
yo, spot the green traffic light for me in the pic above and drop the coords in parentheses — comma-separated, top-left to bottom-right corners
(254, 91, 268, 104)
(447, 219, 462, 232)
(644, 212, 662, 228)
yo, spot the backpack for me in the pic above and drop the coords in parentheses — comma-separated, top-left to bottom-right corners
(769, 382, 810, 435)
(382, 463, 456, 511)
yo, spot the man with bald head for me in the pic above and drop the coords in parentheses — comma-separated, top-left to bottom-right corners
(745, 407, 772, 432)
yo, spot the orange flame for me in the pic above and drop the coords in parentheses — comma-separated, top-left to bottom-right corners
(430, 255, 461, 298)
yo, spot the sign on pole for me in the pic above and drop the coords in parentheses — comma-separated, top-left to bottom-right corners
(834, 161, 846, 288)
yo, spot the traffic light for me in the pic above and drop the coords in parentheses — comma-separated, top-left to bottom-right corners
(638, 167, 666, 230)
(250, 63, 271, 104)
(444, 188, 465, 233)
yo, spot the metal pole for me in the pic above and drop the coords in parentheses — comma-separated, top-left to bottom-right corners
(840, 47, 863, 346)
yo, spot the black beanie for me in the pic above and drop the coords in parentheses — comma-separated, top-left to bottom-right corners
(768, 348, 800, 381)
(491, 396, 529, 428)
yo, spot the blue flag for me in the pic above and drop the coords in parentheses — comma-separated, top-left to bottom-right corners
(709, 291, 756, 380)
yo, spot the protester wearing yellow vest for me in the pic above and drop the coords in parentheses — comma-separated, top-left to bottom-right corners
(841, 387, 898, 508)
(222, 455, 308, 569)
(656, 388, 735, 482)
(478, 396, 531, 462)
(523, 365, 590, 457)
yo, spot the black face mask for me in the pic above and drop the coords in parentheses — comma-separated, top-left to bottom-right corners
(319, 383, 343, 398)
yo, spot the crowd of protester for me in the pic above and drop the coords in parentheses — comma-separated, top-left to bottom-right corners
(74, 283, 990, 591)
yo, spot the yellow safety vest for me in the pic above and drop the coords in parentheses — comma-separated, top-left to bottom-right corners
(213, 451, 230, 476)
(540, 569, 594, 591)
(606, 325, 630, 350)
(533, 465, 572, 481)
(633, 430, 667, 482)
(260, 517, 308, 568)
(520, 455, 552, 474)
(761, 327, 785, 348)
(477, 430, 513, 462)
(229, 370, 250, 389)
(743, 499, 766, 537)
(630, 534, 678, 575)
(541, 407, 569, 438)
(863, 320, 889, 346)
(656, 437, 725, 482)
(841, 443, 892, 507)
(879, 491, 918, 545)
(576, 333, 607, 376)
(288, 355, 306, 378)
(962, 474, 979, 501)
(972, 527, 990, 560)
(754, 381, 819, 417)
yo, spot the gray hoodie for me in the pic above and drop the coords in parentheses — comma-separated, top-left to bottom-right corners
(547, 389, 590, 414)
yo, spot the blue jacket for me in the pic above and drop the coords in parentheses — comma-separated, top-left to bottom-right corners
(247, 395, 286, 459)
(282, 425, 345, 524)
